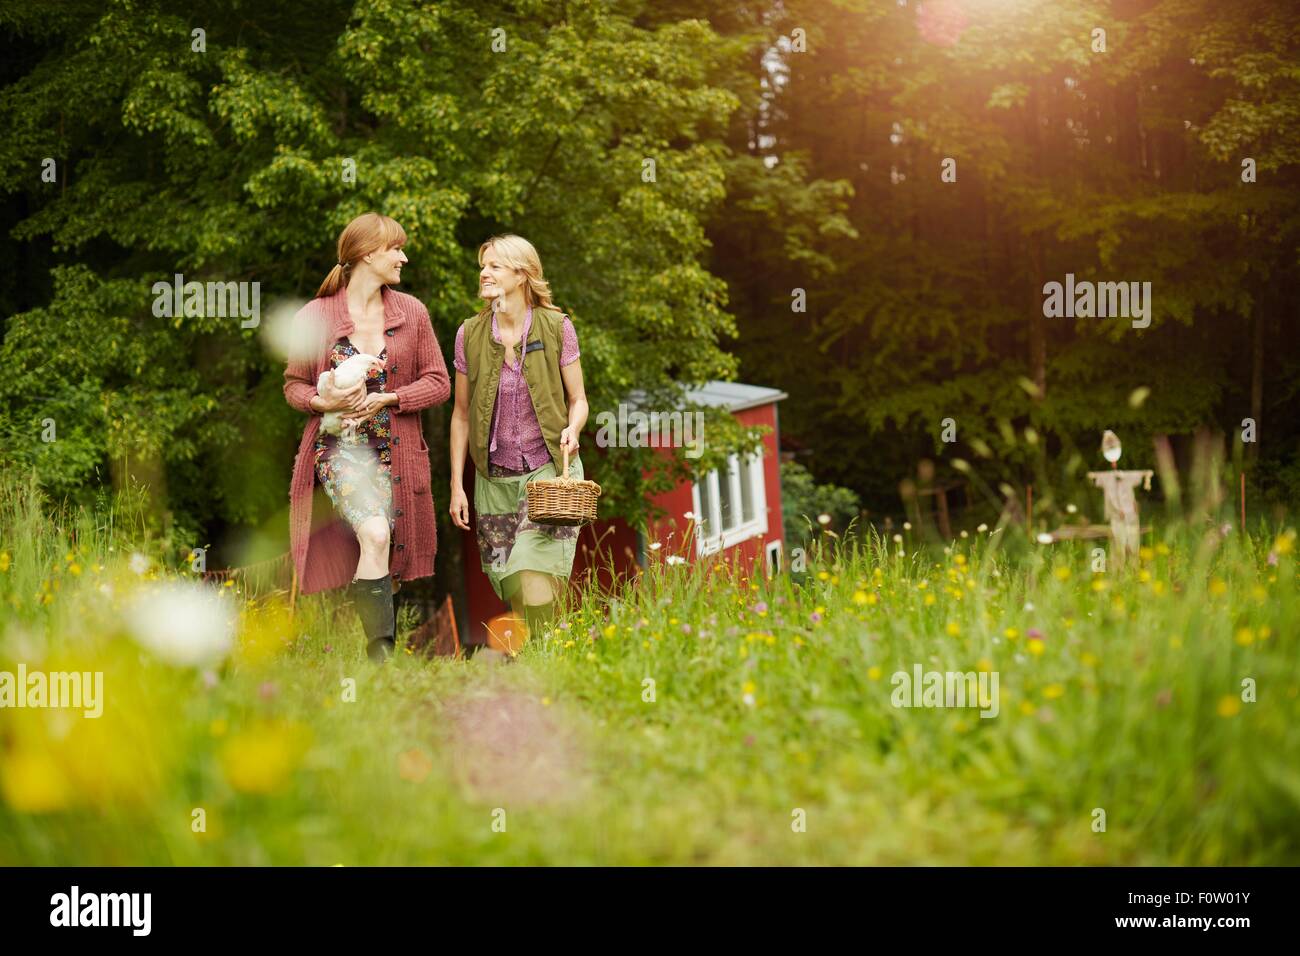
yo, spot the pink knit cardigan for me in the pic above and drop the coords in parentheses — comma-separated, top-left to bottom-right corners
(283, 285, 451, 594)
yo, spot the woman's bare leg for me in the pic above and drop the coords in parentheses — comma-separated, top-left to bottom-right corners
(517, 570, 560, 641)
(518, 570, 558, 606)
(354, 515, 391, 579)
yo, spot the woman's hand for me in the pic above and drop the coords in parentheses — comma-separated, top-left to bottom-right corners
(449, 485, 471, 530)
(340, 392, 397, 421)
(317, 372, 367, 412)
(559, 426, 579, 455)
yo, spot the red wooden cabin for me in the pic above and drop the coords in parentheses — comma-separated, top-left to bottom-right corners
(457, 381, 789, 646)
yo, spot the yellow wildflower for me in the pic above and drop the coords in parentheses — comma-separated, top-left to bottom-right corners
(0, 750, 72, 812)
(397, 748, 433, 783)
(220, 721, 311, 795)
(1216, 696, 1241, 718)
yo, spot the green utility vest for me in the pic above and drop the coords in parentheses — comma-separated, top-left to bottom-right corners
(463, 305, 579, 478)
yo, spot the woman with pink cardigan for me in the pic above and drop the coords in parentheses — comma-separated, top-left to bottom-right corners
(283, 213, 451, 662)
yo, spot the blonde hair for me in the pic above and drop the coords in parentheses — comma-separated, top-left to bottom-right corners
(316, 212, 408, 298)
(475, 234, 560, 320)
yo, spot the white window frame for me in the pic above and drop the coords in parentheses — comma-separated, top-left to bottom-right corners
(692, 450, 767, 556)
(765, 540, 782, 575)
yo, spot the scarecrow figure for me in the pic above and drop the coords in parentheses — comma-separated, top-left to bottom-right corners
(1087, 430, 1152, 565)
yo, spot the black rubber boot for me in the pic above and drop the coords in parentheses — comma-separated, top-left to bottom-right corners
(350, 574, 395, 663)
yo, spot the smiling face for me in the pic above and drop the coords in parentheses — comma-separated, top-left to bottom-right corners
(479, 246, 525, 302)
(363, 242, 408, 285)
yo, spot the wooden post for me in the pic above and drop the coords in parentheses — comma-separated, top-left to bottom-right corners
(936, 486, 952, 540)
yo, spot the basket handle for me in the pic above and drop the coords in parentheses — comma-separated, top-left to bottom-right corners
(560, 444, 571, 482)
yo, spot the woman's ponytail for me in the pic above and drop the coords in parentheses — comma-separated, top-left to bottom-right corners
(316, 262, 347, 299)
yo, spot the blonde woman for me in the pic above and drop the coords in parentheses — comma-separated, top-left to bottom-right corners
(448, 235, 588, 641)
(284, 213, 451, 662)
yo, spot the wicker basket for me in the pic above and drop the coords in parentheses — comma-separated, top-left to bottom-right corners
(526, 446, 601, 526)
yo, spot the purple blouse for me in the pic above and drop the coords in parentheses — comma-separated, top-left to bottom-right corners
(454, 308, 581, 472)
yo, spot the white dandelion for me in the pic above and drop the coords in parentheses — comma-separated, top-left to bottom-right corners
(125, 580, 236, 668)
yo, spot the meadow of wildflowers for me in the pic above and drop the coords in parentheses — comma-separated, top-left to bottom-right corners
(1, 472, 1297, 865)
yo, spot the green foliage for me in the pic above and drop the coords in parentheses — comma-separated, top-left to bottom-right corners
(713, 0, 1300, 512)
(0, 0, 814, 543)
(779, 459, 861, 551)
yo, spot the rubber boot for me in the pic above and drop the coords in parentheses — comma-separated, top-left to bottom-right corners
(351, 574, 395, 663)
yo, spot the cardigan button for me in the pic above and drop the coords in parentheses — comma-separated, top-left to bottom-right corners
(393, 436, 400, 445)
(393, 475, 401, 484)
(396, 543, 405, 551)
(395, 508, 403, 517)
(386, 329, 395, 337)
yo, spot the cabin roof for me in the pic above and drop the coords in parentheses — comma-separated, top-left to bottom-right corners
(624, 380, 788, 414)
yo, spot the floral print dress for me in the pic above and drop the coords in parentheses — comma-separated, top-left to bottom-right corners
(313, 338, 394, 532)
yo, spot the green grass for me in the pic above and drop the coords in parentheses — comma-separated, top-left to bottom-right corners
(1, 471, 1297, 865)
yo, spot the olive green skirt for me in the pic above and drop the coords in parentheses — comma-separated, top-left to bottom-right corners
(474, 455, 583, 603)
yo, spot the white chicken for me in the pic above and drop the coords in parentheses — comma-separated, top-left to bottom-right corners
(318, 352, 383, 439)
